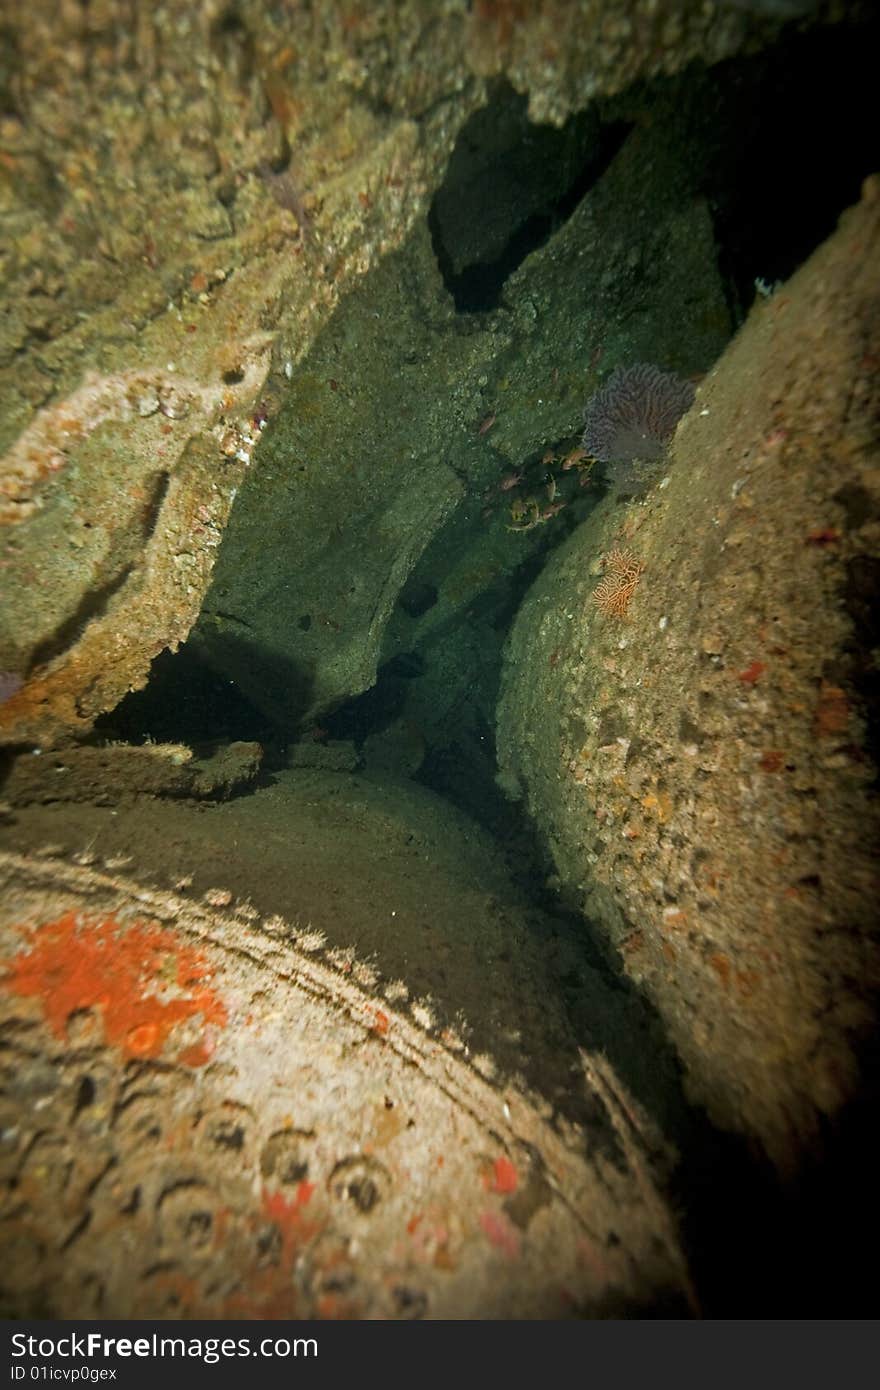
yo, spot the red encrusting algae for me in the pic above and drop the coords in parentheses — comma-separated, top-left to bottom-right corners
(736, 660, 767, 685)
(262, 1181, 317, 1245)
(487, 1155, 518, 1194)
(1, 910, 228, 1063)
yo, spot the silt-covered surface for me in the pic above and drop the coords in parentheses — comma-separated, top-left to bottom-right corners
(497, 180, 880, 1171)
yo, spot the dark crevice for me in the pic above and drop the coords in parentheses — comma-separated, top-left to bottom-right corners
(140, 468, 171, 539)
(94, 644, 275, 750)
(59, 1208, 92, 1253)
(71, 1074, 96, 1119)
(428, 82, 631, 313)
(629, 20, 880, 323)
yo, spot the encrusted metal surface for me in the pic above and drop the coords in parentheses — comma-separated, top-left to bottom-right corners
(0, 849, 693, 1318)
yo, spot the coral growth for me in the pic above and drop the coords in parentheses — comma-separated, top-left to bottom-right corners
(593, 548, 644, 619)
(582, 363, 694, 470)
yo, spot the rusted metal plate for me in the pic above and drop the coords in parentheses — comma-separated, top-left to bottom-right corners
(0, 849, 693, 1318)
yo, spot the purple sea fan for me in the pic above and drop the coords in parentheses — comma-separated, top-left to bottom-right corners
(582, 362, 695, 464)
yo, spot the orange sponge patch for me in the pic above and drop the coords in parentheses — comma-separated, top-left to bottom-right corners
(2, 910, 228, 1064)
